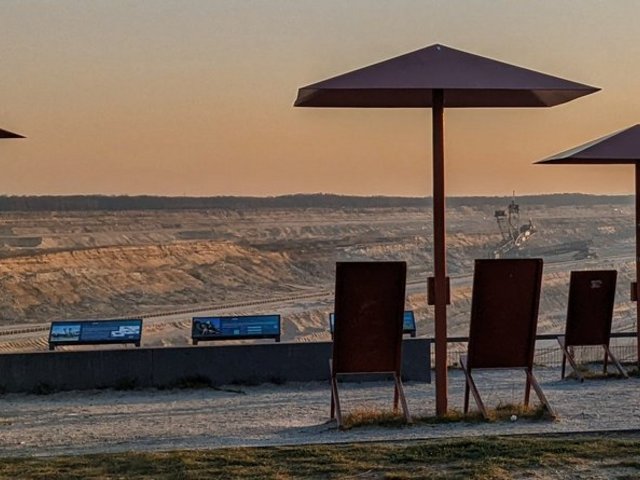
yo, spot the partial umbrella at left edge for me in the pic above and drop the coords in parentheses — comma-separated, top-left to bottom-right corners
(0, 128, 24, 139)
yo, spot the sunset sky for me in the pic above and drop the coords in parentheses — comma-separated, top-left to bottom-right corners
(1, 1, 639, 197)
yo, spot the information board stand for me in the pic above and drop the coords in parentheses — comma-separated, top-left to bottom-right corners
(191, 314, 281, 345)
(49, 318, 143, 350)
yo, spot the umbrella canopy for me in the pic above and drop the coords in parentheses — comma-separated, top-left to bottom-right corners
(537, 124, 640, 366)
(295, 44, 598, 108)
(0, 128, 24, 139)
(538, 124, 640, 164)
(295, 43, 599, 416)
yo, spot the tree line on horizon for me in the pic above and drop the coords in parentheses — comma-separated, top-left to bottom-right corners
(0, 193, 632, 212)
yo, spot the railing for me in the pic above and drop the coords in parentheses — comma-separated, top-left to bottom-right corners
(432, 332, 637, 368)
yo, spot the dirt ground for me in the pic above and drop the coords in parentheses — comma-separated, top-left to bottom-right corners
(1, 367, 639, 458)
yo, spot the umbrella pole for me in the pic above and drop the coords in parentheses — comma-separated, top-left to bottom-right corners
(432, 89, 448, 415)
(636, 163, 640, 369)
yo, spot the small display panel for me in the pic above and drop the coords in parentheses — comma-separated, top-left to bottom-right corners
(191, 314, 281, 344)
(329, 310, 416, 337)
(49, 323, 82, 343)
(49, 318, 142, 349)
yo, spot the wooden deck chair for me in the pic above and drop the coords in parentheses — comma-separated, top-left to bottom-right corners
(558, 270, 628, 382)
(461, 258, 554, 419)
(330, 261, 411, 429)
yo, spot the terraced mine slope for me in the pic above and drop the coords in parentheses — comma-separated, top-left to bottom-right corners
(0, 197, 636, 351)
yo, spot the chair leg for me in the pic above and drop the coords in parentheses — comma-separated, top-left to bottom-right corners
(330, 375, 343, 428)
(461, 356, 487, 419)
(558, 336, 567, 380)
(329, 359, 334, 419)
(393, 382, 399, 412)
(329, 394, 336, 420)
(603, 345, 608, 375)
(329, 359, 343, 427)
(393, 373, 412, 423)
(330, 386, 335, 420)
(557, 336, 583, 382)
(464, 381, 470, 414)
(524, 373, 531, 407)
(603, 345, 629, 378)
(525, 369, 556, 418)
(461, 355, 469, 413)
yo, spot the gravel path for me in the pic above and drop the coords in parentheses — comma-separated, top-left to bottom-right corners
(1, 367, 639, 457)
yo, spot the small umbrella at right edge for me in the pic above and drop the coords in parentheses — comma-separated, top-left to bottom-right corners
(537, 124, 640, 368)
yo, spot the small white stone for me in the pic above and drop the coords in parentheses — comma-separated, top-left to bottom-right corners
(510, 414, 517, 422)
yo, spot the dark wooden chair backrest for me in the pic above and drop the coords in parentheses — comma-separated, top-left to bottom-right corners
(332, 261, 406, 375)
(565, 270, 617, 347)
(467, 259, 543, 369)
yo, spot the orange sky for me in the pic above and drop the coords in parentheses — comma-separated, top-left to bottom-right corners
(1, 1, 639, 197)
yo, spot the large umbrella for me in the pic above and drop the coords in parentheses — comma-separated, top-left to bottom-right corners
(537, 124, 640, 367)
(0, 128, 24, 139)
(295, 43, 598, 415)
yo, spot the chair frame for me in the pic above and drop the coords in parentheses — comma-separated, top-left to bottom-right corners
(461, 259, 555, 419)
(558, 336, 627, 382)
(329, 261, 412, 428)
(330, 360, 411, 428)
(461, 355, 553, 419)
(558, 269, 628, 382)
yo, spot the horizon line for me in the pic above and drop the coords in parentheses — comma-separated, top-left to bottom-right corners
(0, 192, 634, 199)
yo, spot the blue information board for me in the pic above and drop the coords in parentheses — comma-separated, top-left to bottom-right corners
(329, 310, 416, 337)
(192, 314, 281, 344)
(49, 318, 143, 350)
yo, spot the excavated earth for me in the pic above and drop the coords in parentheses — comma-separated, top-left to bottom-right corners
(0, 200, 636, 353)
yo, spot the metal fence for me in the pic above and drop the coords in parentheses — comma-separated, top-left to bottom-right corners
(431, 332, 637, 368)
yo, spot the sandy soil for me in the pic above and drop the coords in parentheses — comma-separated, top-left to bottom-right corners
(1, 368, 639, 458)
(0, 200, 637, 352)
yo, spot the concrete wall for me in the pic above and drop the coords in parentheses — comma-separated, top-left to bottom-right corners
(0, 339, 430, 393)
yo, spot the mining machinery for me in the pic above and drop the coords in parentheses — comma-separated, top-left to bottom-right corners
(491, 194, 596, 260)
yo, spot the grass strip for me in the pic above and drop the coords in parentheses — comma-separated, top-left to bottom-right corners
(1, 433, 639, 479)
